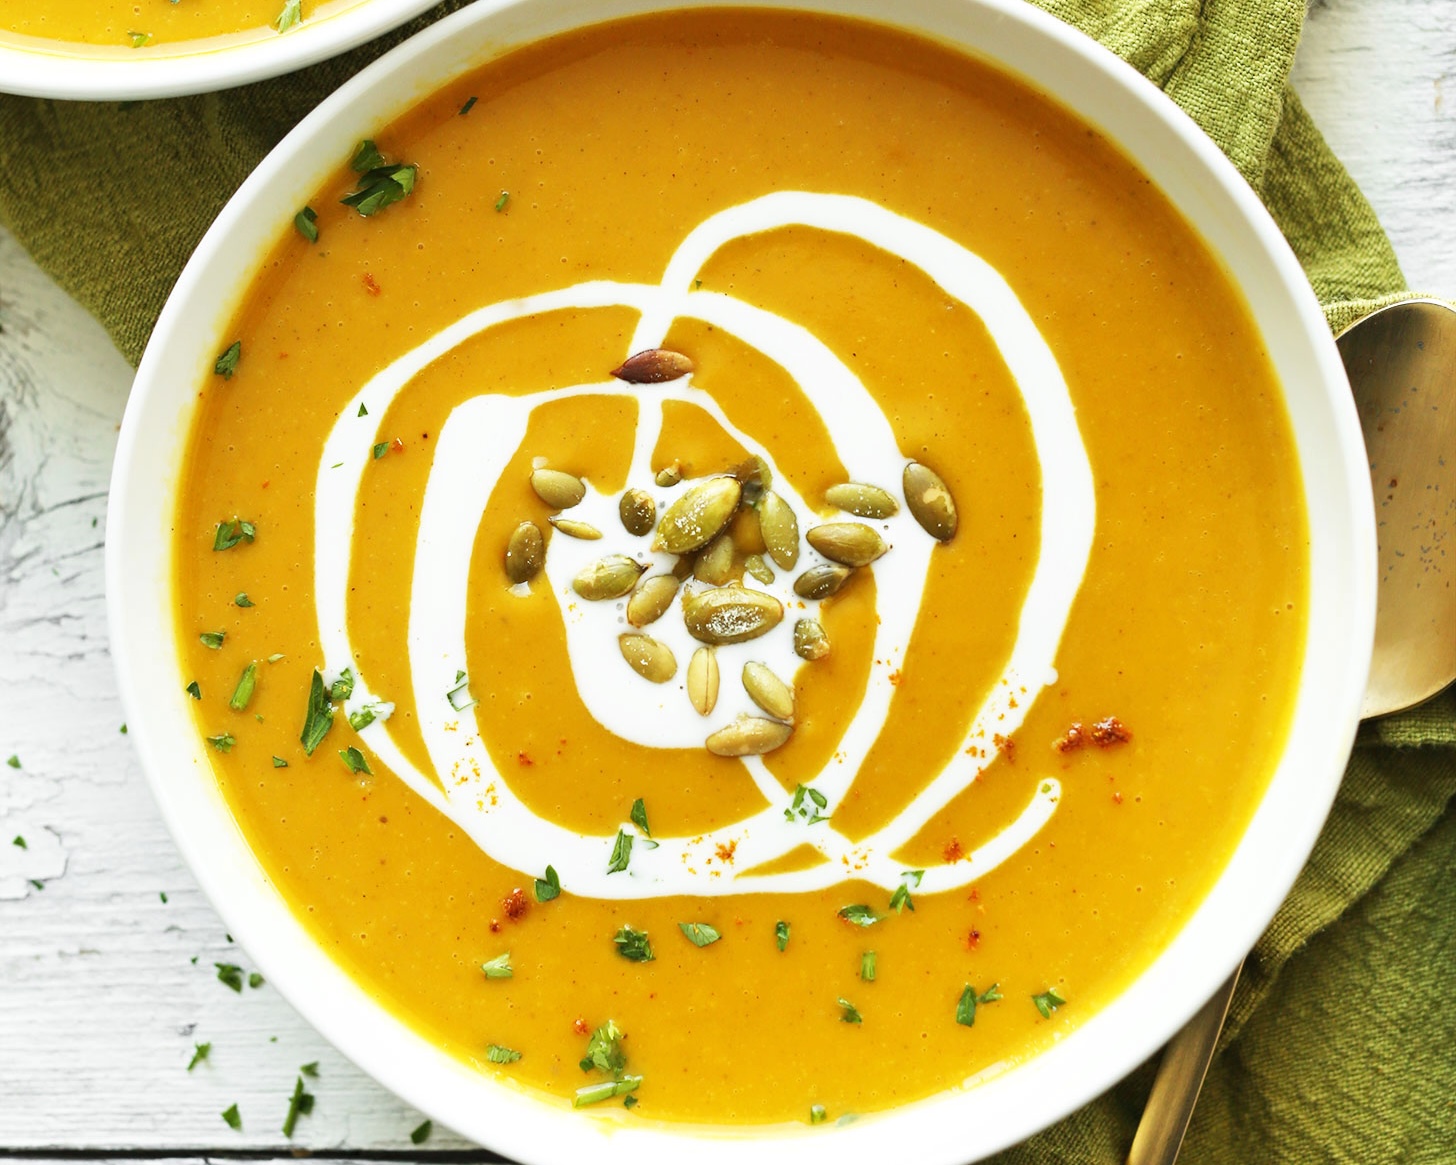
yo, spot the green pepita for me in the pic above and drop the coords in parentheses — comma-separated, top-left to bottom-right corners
(742, 662, 795, 721)
(806, 522, 886, 567)
(705, 716, 794, 757)
(825, 482, 899, 519)
(682, 585, 783, 645)
(756, 490, 799, 570)
(793, 563, 853, 600)
(618, 488, 656, 536)
(619, 633, 677, 683)
(744, 553, 775, 585)
(549, 516, 603, 540)
(572, 555, 645, 601)
(626, 574, 680, 627)
(653, 476, 741, 554)
(687, 646, 719, 716)
(903, 461, 958, 541)
(530, 468, 586, 510)
(655, 463, 683, 488)
(504, 521, 544, 584)
(793, 619, 831, 661)
(693, 532, 736, 585)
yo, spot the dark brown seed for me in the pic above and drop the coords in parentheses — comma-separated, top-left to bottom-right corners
(504, 521, 544, 584)
(903, 461, 958, 541)
(793, 563, 853, 600)
(611, 348, 694, 384)
(806, 522, 887, 567)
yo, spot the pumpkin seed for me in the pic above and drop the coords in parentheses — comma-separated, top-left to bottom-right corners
(742, 661, 795, 721)
(653, 476, 742, 554)
(530, 468, 586, 510)
(733, 455, 773, 504)
(687, 646, 719, 715)
(504, 521, 544, 584)
(903, 461, 958, 541)
(825, 482, 899, 519)
(744, 553, 775, 585)
(806, 522, 886, 567)
(626, 574, 680, 627)
(573, 555, 645, 600)
(611, 348, 694, 384)
(705, 716, 794, 757)
(683, 585, 783, 644)
(618, 488, 656, 536)
(793, 618, 831, 661)
(694, 531, 736, 585)
(793, 563, 853, 600)
(655, 462, 683, 488)
(549, 516, 603, 540)
(619, 633, 677, 683)
(671, 554, 695, 580)
(756, 490, 799, 570)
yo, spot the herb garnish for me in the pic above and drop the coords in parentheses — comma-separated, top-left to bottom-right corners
(300, 1062, 319, 1078)
(338, 746, 371, 776)
(410, 1120, 432, 1144)
(188, 1042, 211, 1071)
(281, 1073, 315, 1138)
(200, 631, 226, 650)
(495, 191, 510, 213)
(272, 756, 288, 768)
(216, 963, 245, 992)
(356, 402, 368, 417)
(12, 835, 25, 849)
(889, 869, 924, 914)
(775, 920, 790, 951)
(6, 755, 18, 768)
(159, 892, 168, 903)
(612, 925, 654, 962)
(485, 1044, 522, 1064)
(213, 518, 256, 550)
(580, 1019, 625, 1074)
(329, 669, 354, 702)
(534, 864, 561, 902)
(785, 783, 830, 824)
(630, 797, 651, 837)
(837, 904, 881, 928)
(235, 593, 254, 608)
(249, 972, 265, 989)
(294, 206, 318, 242)
(275, 0, 302, 33)
(214, 341, 242, 380)
(185, 680, 202, 698)
(229, 663, 258, 711)
(809, 1104, 827, 1124)
(372, 442, 390, 460)
(1032, 987, 1067, 1018)
(446, 672, 475, 711)
(481, 952, 513, 980)
(341, 140, 418, 218)
(606, 828, 632, 874)
(860, 951, 877, 982)
(955, 983, 1002, 1027)
(128, 31, 150, 48)
(678, 922, 720, 947)
(459, 96, 478, 116)
(837, 997, 863, 1024)
(221, 1103, 241, 1130)
(347, 707, 375, 731)
(300, 669, 333, 755)
(205, 733, 236, 754)
(574, 1077, 641, 1107)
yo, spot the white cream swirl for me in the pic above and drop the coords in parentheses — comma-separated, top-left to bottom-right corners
(312, 192, 1095, 899)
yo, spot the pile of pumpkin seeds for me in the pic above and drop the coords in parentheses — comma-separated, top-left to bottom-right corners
(499, 348, 957, 759)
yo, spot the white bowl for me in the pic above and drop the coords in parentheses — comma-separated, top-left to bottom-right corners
(0, 0, 440, 100)
(107, 0, 1376, 1160)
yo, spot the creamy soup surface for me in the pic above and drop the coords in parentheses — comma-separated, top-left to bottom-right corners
(0, 0, 362, 53)
(173, 9, 1308, 1127)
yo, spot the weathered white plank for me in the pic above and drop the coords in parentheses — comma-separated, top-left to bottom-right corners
(0, 0, 1451, 1156)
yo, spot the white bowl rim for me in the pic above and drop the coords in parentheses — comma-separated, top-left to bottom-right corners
(106, 0, 1377, 1160)
(0, 0, 442, 100)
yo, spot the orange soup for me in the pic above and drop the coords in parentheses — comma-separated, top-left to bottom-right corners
(172, 9, 1307, 1126)
(0, 0, 363, 53)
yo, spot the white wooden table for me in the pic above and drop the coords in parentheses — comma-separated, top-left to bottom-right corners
(2, 1, 1453, 1159)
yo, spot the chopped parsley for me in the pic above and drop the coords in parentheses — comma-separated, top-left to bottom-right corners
(357, 402, 368, 417)
(956, 983, 1002, 1027)
(534, 864, 561, 902)
(1032, 987, 1067, 1019)
(329, 669, 355, 702)
(678, 922, 720, 948)
(372, 441, 391, 460)
(410, 1120, 432, 1144)
(275, 0, 302, 33)
(214, 341, 242, 380)
(235, 593, 254, 608)
(249, 972, 265, 989)
(281, 1073, 315, 1138)
(837, 904, 881, 928)
(629, 797, 651, 837)
(294, 206, 318, 242)
(215, 963, 245, 992)
(579, 1019, 626, 1075)
(338, 746, 371, 776)
(446, 673, 475, 711)
(188, 1042, 211, 1071)
(300, 1061, 319, 1078)
(495, 190, 510, 212)
(612, 925, 653, 962)
(486, 1044, 522, 1064)
(809, 1104, 827, 1124)
(785, 782, 830, 824)
(221, 1103, 241, 1130)
(300, 669, 333, 755)
(205, 733, 236, 754)
(341, 140, 418, 217)
(606, 828, 632, 874)
(160, 892, 168, 903)
(229, 663, 258, 711)
(347, 707, 375, 731)
(775, 920, 790, 951)
(889, 869, 924, 914)
(11, 835, 25, 849)
(186, 681, 201, 699)
(459, 96, 478, 116)
(272, 756, 288, 768)
(481, 952, 513, 980)
(128, 31, 150, 48)
(199, 631, 226, 651)
(574, 1076, 641, 1107)
(860, 951, 877, 982)
(837, 997, 863, 1024)
(6, 755, 19, 768)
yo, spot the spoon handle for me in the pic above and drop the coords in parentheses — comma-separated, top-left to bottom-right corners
(1125, 962, 1242, 1165)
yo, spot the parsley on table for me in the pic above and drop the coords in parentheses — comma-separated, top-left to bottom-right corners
(612, 925, 653, 963)
(215, 963, 244, 992)
(214, 341, 242, 380)
(249, 972, 265, 989)
(300, 1062, 319, 1078)
(11, 835, 25, 849)
(1032, 987, 1067, 1018)
(481, 952, 513, 980)
(281, 1073, 315, 1138)
(221, 1103, 241, 1130)
(5, 755, 18, 768)
(534, 864, 561, 902)
(410, 1119, 432, 1144)
(188, 1042, 211, 1071)
(678, 922, 720, 948)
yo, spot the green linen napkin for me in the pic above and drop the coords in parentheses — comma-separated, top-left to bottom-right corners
(2, 1, 1452, 1160)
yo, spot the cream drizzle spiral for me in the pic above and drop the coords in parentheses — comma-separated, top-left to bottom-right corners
(312, 192, 1095, 899)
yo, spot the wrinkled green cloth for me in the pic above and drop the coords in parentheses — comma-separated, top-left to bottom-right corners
(1, 1, 1452, 1161)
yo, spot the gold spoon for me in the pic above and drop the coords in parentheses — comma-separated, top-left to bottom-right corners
(1126, 298, 1456, 1165)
